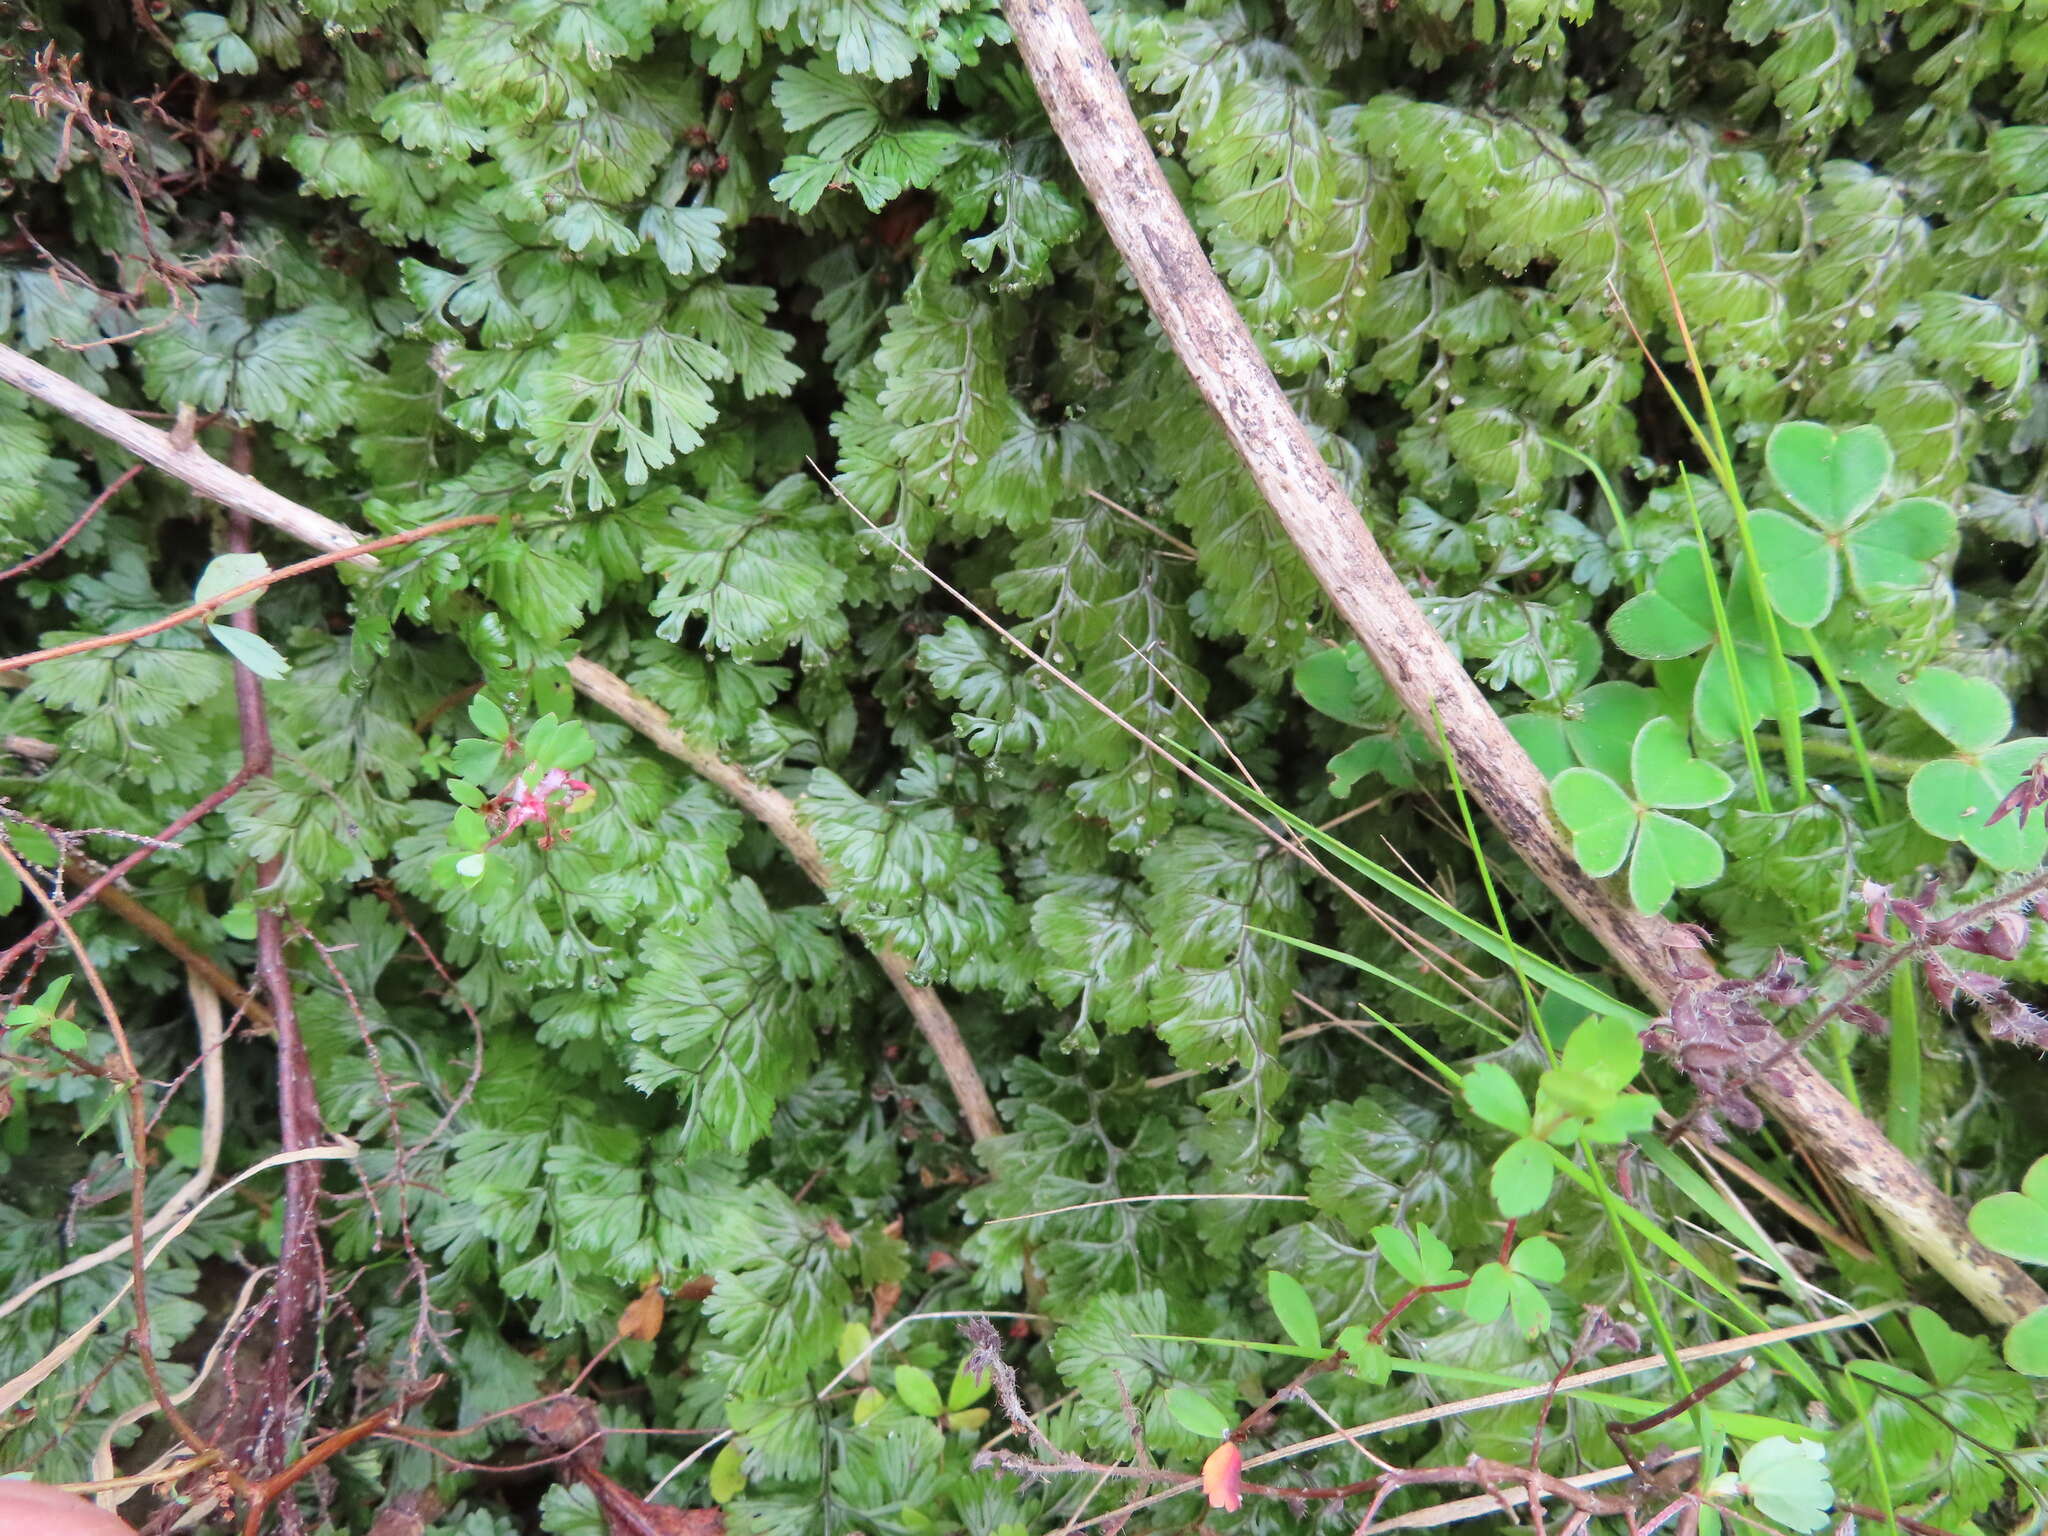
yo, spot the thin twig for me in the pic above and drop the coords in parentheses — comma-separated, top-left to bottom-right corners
(0, 511, 497, 674)
(0, 461, 142, 583)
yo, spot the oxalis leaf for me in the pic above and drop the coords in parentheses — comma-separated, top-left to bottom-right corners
(1550, 719, 1729, 911)
(1723, 1437, 1833, 1534)
(1766, 422, 1891, 528)
(1607, 547, 1819, 740)
(1902, 666, 2048, 866)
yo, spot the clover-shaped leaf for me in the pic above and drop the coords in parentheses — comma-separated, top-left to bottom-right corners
(1371, 1223, 1463, 1288)
(1535, 1015, 1659, 1143)
(1752, 422, 1955, 627)
(1489, 1136, 1553, 1217)
(1608, 546, 1818, 741)
(1968, 1155, 2048, 1265)
(1766, 422, 1891, 527)
(1729, 1437, 1833, 1534)
(1551, 717, 1731, 911)
(2002, 1309, 2048, 1376)
(1904, 668, 2048, 870)
(1564, 681, 1662, 785)
(1746, 510, 1838, 628)
(1461, 1236, 1565, 1334)
(1265, 1270, 1321, 1352)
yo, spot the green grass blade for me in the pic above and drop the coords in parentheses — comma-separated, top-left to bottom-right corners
(1683, 473, 1772, 812)
(1180, 752, 1645, 1025)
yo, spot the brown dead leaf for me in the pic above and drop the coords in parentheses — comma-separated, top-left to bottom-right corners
(869, 1280, 902, 1332)
(616, 1279, 666, 1342)
(581, 1467, 726, 1536)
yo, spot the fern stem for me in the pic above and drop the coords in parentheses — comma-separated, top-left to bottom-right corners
(1800, 628, 1885, 816)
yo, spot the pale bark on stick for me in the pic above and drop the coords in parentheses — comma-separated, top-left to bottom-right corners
(0, 344, 1004, 1146)
(997, 0, 2042, 1325)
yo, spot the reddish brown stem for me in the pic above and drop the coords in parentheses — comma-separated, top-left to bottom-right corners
(223, 480, 328, 1518)
(1367, 1280, 1471, 1345)
(0, 461, 142, 583)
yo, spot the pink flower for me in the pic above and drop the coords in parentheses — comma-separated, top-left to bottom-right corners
(1201, 1441, 1242, 1513)
(494, 769, 593, 843)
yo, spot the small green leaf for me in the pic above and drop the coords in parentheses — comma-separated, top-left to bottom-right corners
(851, 1386, 886, 1424)
(1693, 641, 1819, 741)
(947, 1362, 990, 1412)
(1969, 1190, 2048, 1265)
(6, 823, 58, 866)
(1510, 1236, 1565, 1284)
(1508, 1273, 1552, 1335)
(449, 738, 507, 786)
(2023, 1153, 2048, 1208)
(1489, 1137, 1554, 1217)
(1462, 1062, 1532, 1135)
(1907, 668, 2011, 753)
(837, 1321, 871, 1368)
(220, 902, 258, 940)
(1628, 812, 1724, 912)
(194, 552, 270, 615)
(1608, 550, 1715, 660)
(1551, 768, 1638, 879)
(1266, 1271, 1321, 1353)
(892, 1364, 944, 1417)
(1747, 509, 1838, 627)
(1766, 422, 1891, 529)
(207, 623, 290, 678)
(1580, 1092, 1658, 1143)
(454, 852, 487, 880)
(468, 694, 511, 741)
(1563, 682, 1662, 784)
(1371, 1225, 1424, 1286)
(1294, 644, 1370, 726)
(163, 1124, 204, 1167)
(1908, 738, 2048, 870)
(1558, 1015, 1643, 1096)
(1629, 718, 1733, 810)
(47, 1016, 89, 1053)
(1735, 1436, 1833, 1533)
(2002, 1308, 2048, 1376)
(1846, 498, 1953, 594)
(1163, 1386, 1233, 1440)
(708, 1441, 747, 1503)
(1462, 1262, 1509, 1323)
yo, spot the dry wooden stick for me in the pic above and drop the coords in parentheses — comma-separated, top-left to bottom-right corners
(994, 0, 2042, 1325)
(0, 343, 1004, 1148)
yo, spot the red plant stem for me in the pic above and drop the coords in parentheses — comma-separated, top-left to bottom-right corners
(1366, 1280, 1470, 1345)
(0, 766, 257, 985)
(0, 461, 143, 583)
(224, 475, 328, 1510)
